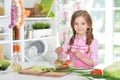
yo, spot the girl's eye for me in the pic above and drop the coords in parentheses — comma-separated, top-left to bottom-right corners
(82, 23, 85, 25)
(74, 23, 78, 25)
(74, 23, 79, 26)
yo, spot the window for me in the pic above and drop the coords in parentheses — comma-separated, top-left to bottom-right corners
(113, 0, 120, 61)
(90, 0, 120, 65)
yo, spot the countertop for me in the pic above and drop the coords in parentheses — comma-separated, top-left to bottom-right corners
(0, 61, 105, 80)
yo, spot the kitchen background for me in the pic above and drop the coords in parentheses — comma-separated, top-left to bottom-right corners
(0, 0, 120, 66)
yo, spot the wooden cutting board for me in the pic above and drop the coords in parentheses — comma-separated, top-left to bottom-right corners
(19, 67, 69, 77)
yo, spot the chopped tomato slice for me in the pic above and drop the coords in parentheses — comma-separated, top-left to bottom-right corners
(62, 64, 68, 67)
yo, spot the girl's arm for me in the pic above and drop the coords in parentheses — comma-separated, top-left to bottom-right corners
(61, 38, 70, 58)
(55, 38, 70, 59)
(55, 47, 63, 59)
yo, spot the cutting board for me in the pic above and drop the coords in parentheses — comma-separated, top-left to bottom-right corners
(19, 67, 69, 77)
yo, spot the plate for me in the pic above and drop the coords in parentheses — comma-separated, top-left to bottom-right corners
(0, 69, 9, 73)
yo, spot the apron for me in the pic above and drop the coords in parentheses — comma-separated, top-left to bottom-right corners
(70, 45, 91, 68)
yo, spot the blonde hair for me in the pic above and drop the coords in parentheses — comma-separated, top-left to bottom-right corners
(67, 10, 94, 54)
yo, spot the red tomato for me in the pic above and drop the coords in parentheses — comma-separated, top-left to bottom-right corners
(90, 69, 102, 75)
(62, 64, 68, 67)
(64, 60, 71, 65)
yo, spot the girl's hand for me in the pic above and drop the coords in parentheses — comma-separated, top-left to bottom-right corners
(55, 47, 63, 59)
(55, 47, 63, 54)
(74, 50, 83, 59)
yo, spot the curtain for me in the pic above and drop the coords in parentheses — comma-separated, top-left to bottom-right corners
(56, 0, 93, 46)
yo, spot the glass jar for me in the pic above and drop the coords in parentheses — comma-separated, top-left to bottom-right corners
(11, 51, 22, 72)
(11, 44, 22, 72)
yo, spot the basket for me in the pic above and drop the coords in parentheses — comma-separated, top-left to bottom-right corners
(25, 8, 46, 17)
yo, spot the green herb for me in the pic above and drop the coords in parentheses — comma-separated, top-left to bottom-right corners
(56, 67, 93, 73)
(32, 22, 50, 29)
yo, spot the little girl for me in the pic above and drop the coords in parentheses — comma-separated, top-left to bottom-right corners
(55, 10, 98, 68)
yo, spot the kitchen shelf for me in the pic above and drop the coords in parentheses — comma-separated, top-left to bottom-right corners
(0, 33, 10, 35)
(0, 16, 7, 18)
(22, 0, 57, 62)
(0, 40, 10, 44)
(13, 40, 22, 43)
(25, 17, 53, 20)
(1, 0, 57, 63)
(24, 36, 56, 42)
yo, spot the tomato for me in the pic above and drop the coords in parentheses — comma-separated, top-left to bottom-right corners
(55, 59, 71, 68)
(90, 69, 102, 75)
(64, 60, 71, 65)
(62, 64, 68, 67)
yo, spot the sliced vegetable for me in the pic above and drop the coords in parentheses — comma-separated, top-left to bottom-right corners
(64, 60, 71, 66)
(54, 59, 71, 70)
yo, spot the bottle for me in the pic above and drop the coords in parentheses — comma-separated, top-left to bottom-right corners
(0, 0, 4, 15)
(15, 26, 19, 40)
(25, 25, 32, 39)
(13, 26, 19, 40)
(11, 44, 22, 72)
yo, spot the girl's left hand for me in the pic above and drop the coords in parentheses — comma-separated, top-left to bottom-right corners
(74, 50, 83, 59)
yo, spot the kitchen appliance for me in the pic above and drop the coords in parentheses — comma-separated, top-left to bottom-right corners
(25, 40, 48, 62)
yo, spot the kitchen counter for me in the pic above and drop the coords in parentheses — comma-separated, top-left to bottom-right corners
(0, 71, 88, 80)
(0, 61, 104, 80)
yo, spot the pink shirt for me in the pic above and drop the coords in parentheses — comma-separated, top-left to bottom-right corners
(61, 35, 98, 68)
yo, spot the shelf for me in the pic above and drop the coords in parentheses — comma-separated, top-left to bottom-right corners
(13, 40, 22, 43)
(25, 17, 54, 20)
(24, 36, 56, 42)
(0, 40, 10, 44)
(0, 16, 8, 18)
(0, 33, 10, 35)
(1, 0, 57, 62)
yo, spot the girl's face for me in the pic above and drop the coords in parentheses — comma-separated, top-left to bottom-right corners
(74, 16, 88, 37)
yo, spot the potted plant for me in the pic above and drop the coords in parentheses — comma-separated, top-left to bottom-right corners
(32, 22, 52, 38)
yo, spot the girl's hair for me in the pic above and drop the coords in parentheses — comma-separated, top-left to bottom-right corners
(67, 10, 94, 54)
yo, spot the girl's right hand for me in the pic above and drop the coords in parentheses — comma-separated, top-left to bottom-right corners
(55, 47, 63, 54)
(55, 47, 63, 59)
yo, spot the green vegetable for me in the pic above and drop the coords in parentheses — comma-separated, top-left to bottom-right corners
(78, 61, 120, 80)
(78, 73, 120, 80)
(103, 61, 120, 79)
(32, 22, 51, 29)
(0, 60, 10, 67)
(31, 65, 56, 72)
(0, 60, 11, 71)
